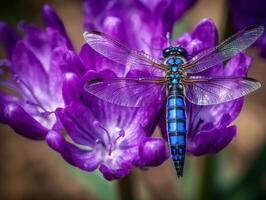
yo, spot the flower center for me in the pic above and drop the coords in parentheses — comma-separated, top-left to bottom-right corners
(93, 120, 125, 155)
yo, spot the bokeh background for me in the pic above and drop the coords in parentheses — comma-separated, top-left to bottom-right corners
(0, 0, 265, 200)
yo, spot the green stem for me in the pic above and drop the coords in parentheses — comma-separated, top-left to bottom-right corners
(196, 156, 217, 200)
(118, 172, 135, 200)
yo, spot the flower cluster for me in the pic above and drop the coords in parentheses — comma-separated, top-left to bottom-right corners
(0, 5, 84, 139)
(0, 0, 253, 180)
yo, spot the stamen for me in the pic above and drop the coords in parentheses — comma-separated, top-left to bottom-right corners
(93, 120, 112, 154)
(40, 111, 54, 118)
(114, 129, 125, 143)
(95, 138, 106, 148)
(14, 75, 47, 112)
(25, 100, 45, 110)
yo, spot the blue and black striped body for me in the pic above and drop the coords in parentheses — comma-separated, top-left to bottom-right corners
(165, 55, 187, 178)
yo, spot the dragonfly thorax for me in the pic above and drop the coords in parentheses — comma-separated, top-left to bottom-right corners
(164, 56, 186, 86)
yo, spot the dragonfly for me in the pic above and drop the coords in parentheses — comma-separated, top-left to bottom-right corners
(83, 25, 263, 178)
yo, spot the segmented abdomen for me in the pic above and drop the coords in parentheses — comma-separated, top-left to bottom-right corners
(166, 88, 186, 177)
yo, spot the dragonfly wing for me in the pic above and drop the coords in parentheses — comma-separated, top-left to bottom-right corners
(84, 77, 166, 107)
(182, 76, 261, 105)
(183, 25, 264, 73)
(83, 31, 166, 71)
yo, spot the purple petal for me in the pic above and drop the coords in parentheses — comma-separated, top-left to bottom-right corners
(59, 47, 86, 76)
(79, 43, 124, 75)
(187, 99, 243, 138)
(99, 126, 145, 180)
(46, 130, 101, 170)
(99, 164, 131, 181)
(3, 103, 48, 139)
(56, 102, 100, 146)
(42, 4, 74, 50)
(186, 53, 252, 137)
(0, 21, 19, 58)
(0, 93, 19, 123)
(83, 0, 114, 30)
(79, 44, 103, 71)
(62, 73, 81, 105)
(187, 126, 237, 156)
(83, 0, 196, 52)
(80, 70, 141, 125)
(11, 42, 49, 94)
(174, 18, 218, 55)
(136, 137, 169, 167)
(224, 53, 252, 77)
(49, 47, 85, 100)
(191, 18, 218, 49)
(22, 25, 52, 70)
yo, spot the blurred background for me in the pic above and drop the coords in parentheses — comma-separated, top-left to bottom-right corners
(0, 0, 265, 199)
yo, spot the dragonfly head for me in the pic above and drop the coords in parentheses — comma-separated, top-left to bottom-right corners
(162, 46, 187, 58)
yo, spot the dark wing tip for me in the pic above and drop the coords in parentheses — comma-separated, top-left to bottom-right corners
(245, 25, 264, 35)
(88, 30, 103, 35)
(244, 77, 261, 89)
(87, 77, 104, 84)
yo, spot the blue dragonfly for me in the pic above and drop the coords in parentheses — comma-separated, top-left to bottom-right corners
(83, 25, 263, 177)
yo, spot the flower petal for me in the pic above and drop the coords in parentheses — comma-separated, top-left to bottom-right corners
(191, 18, 218, 49)
(99, 164, 131, 181)
(56, 102, 101, 146)
(175, 18, 218, 55)
(58, 47, 86, 76)
(22, 25, 52, 71)
(0, 93, 19, 123)
(11, 42, 49, 95)
(187, 125, 237, 156)
(224, 53, 252, 77)
(3, 103, 48, 139)
(79, 43, 124, 75)
(186, 99, 243, 138)
(136, 137, 169, 167)
(62, 72, 81, 105)
(83, 0, 119, 30)
(47, 46, 85, 105)
(46, 130, 101, 171)
(80, 70, 148, 129)
(42, 4, 74, 50)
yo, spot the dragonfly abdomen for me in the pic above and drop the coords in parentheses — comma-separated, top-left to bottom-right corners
(166, 87, 186, 178)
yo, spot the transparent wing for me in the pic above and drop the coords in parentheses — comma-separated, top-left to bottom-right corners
(84, 77, 167, 107)
(83, 31, 166, 71)
(183, 25, 264, 73)
(182, 76, 261, 105)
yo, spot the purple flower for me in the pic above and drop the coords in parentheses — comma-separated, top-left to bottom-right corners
(0, 5, 85, 139)
(1, 1, 196, 180)
(46, 70, 168, 180)
(228, 0, 266, 57)
(83, 0, 196, 49)
(160, 18, 252, 155)
(82, 0, 197, 69)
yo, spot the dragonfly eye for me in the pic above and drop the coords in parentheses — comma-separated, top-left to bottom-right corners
(163, 48, 172, 58)
(177, 47, 188, 58)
